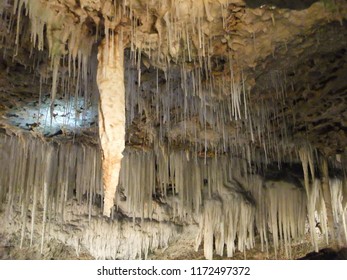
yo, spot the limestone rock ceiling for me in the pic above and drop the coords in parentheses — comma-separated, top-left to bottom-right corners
(251, 21, 347, 156)
(0, 0, 346, 161)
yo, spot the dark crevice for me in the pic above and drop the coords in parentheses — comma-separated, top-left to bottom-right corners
(244, 0, 319, 10)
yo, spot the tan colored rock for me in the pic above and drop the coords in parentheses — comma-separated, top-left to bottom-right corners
(97, 34, 125, 217)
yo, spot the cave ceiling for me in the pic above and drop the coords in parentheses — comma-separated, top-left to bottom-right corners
(0, 0, 346, 160)
(1, 0, 347, 261)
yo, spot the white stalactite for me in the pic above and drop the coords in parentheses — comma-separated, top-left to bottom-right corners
(321, 157, 336, 243)
(97, 34, 125, 217)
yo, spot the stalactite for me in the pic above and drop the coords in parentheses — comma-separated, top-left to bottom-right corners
(10, 0, 96, 126)
(0, 132, 185, 259)
(320, 157, 336, 243)
(265, 181, 307, 258)
(97, 33, 126, 217)
(83, 217, 178, 260)
(299, 145, 320, 251)
(1, 131, 347, 259)
(330, 179, 347, 245)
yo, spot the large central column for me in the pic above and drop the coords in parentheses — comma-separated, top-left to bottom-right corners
(97, 34, 125, 217)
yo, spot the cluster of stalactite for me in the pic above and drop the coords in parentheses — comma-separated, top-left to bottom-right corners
(1, 0, 301, 223)
(1, 0, 336, 174)
(1, 0, 347, 260)
(1, 132, 346, 259)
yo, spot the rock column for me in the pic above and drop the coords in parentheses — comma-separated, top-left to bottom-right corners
(97, 34, 125, 217)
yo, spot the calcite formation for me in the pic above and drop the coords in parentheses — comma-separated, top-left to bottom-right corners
(97, 34, 126, 217)
(0, 0, 346, 260)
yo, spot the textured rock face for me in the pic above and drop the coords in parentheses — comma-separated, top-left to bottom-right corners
(0, 0, 347, 259)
